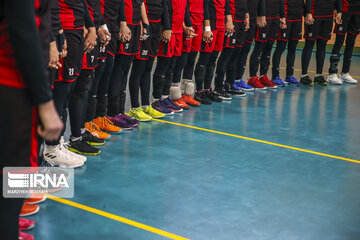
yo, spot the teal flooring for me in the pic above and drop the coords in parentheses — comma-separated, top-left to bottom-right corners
(28, 54, 360, 240)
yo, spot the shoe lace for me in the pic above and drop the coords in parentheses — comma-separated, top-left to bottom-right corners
(102, 117, 114, 128)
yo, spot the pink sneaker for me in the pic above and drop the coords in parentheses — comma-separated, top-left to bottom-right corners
(19, 218, 35, 231)
(19, 231, 34, 240)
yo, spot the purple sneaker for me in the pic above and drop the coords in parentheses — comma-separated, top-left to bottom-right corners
(163, 97, 183, 112)
(152, 100, 174, 115)
(106, 115, 134, 130)
(120, 113, 140, 127)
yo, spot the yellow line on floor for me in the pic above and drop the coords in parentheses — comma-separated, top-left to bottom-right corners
(153, 119, 360, 164)
(46, 194, 190, 240)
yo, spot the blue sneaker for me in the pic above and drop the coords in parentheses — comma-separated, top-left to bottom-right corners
(163, 97, 183, 112)
(152, 100, 174, 115)
(285, 76, 300, 86)
(272, 77, 285, 87)
(233, 79, 254, 92)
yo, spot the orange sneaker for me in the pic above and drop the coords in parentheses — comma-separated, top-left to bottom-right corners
(24, 193, 46, 204)
(85, 122, 111, 140)
(182, 94, 200, 107)
(173, 98, 190, 109)
(20, 203, 39, 217)
(92, 116, 123, 134)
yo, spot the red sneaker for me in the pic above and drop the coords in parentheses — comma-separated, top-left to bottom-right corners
(20, 204, 39, 217)
(247, 76, 267, 90)
(182, 95, 200, 107)
(24, 193, 46, 204)
(19, 218, 35, 231)
(19, 231, 34, 240)
(173, 98, 190, 110)
(259, 74, 277, 89)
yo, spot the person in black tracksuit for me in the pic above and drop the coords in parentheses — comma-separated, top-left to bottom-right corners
(271, 0, 304, 86)
(128, 0, 172, 113)
(247, 0, 286, 90)
(0, 0, 62, 238)
(300, 0, 342, 86)
(224, 0, 265, 92)
(327, 0, 360, 84)
(214, 0, 248, 97)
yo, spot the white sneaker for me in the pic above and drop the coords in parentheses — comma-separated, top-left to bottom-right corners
(60, 137, 87, 162)
(340, 73, 358, 84)
(44, 144, 84, 168)
(327, 74, 342, 85)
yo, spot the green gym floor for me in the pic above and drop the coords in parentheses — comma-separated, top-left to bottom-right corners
(29, 51, 360, 240)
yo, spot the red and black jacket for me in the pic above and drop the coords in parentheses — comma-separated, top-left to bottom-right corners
(305, 0, 342, 18)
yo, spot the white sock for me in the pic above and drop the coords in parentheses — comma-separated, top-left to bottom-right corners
(161, 95, 169, 99)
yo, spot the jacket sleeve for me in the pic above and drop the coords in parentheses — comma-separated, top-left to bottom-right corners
(258, 0, 265, 17)
(4, 0, 52, 104)
(161, 0, 171, 30)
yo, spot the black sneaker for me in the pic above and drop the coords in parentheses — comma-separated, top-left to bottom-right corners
(300, 75, 313, 86)
(83, 131, 105, 146)
(205, 89, 222, 102)
(224, 82, 247, 97)
(195, 91, 212, 105)
(214, 88, 232, 100)
(314, 75, 328, 85)
(68, 137, 101, 156)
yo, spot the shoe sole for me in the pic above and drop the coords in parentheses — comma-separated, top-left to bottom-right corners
(106, 130, 123, 134)
(137, 118, 153, 122)
(170, 109, 183, 113)
(86, 141, 105, 146)
(165, 112, 175, 116)
(68, 148, 101, 156)
(315, 82, 328, 86)
(24, 196, 47, 205)
(301, 82, 314, 86)
(240, 88, 254, 92)
(340, 77, 357, 84)
(44, 159, 85, 168)
(285, 81, 300, 86)
(20, 206, 40, 217)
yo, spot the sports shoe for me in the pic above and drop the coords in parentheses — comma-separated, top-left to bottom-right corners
(143, 105, 166, 118)
(106, 115, 135, 130)
(128, 107, 153, 122)
(300, 75, 313, 85)
(205, 89, 222, 102)
(151, 100, 174, 115)
(271, 77, 285, 87)
(260, 75, 277, 89)
(85, 122, 111, 140)
(327, 74, 342, 85)
(19, 218, 35, 231)
(83, 131, 105, 146)
(194, 91, 212, 105)
(67, 137, 101, 156)
(19, 231, 34, 240)
(224, 82, 246, 97)
(233, 79, 254, 91)
(44, 143, 85, 168)
(24, 193, 46, 204)
(118, 113, 140, 127)
(285, 76, 300, 86)
(163, 97, 183, 112)
(314, 75, 327, 85)
(247, 76, 267, 90)
(61, 137, 87, 162)
(214, 89, 232, 100)
(20, 204, 39, 217)
(182, 94, 200, 107)
(92, 116, 123, 133)
(340, 72, 357, 84)
(173, 98, 190, 109)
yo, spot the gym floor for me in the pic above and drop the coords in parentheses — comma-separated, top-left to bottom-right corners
(30, 51, 360, 240)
